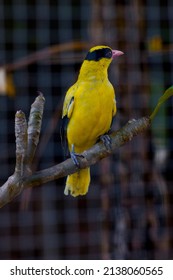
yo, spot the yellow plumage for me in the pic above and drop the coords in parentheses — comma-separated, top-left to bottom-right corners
(61, 45, 123, 196)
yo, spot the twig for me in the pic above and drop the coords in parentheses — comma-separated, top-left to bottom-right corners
(3, 41, 90, 71)
(26, 92, 44, 166)
(15, 111, 27, 176)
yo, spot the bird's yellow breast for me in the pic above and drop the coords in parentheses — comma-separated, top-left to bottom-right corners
(67, 78, 116, 153)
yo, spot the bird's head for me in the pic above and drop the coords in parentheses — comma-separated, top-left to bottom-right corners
(85, 45, 124, 64)
(79, 45, 123, 80)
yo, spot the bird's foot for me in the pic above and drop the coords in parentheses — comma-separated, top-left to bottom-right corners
(70, 144, 84, 167)
(100, 134, 112, 151)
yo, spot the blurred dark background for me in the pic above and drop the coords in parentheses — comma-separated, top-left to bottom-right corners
(0, 0, 173, 259)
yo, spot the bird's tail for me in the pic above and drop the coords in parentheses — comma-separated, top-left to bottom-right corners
(64, 168, 90, 197)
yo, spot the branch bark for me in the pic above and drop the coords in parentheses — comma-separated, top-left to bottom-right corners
(23, 116, 150, 188)
(0, 91, 150, 208)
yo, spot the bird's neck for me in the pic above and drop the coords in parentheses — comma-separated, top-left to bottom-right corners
(78, 60, 109, 82)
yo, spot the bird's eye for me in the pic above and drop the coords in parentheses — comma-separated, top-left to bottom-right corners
(106, 50, 112, 59)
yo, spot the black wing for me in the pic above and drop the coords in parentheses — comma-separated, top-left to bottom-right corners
(60, 115, 69, 159)
(60, 95, 75, 158)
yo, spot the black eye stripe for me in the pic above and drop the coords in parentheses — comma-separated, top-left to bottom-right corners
(85, 48, 112, 61)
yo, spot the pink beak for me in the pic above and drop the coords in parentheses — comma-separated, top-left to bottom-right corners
(112, 50, 124, 59)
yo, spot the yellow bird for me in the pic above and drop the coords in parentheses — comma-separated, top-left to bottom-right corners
(61, 45, 123, 197)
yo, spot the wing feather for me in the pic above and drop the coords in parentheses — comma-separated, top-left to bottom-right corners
(61, 84, 76, 157)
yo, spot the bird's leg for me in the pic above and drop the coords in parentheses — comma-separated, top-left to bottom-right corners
(70, 144, 84, 167)
(100, 134, 112, 151)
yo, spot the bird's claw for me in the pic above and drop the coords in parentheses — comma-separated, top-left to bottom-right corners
(70, 151, 80, 167)
(100, 134, 112, 150)
(70, 144, 84, 167)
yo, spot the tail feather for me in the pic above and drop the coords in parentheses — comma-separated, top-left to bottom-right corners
(64, 168, 90, 197)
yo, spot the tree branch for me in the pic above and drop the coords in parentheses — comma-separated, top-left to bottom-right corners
(23, 116, 150, 189)
(0, 93, 45, 208)
(0, 86, 173, 208)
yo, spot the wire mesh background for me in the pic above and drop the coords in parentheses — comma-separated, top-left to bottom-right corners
(0, 0, 173, 259)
